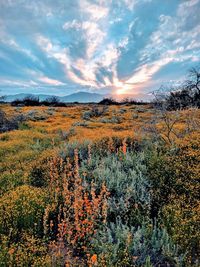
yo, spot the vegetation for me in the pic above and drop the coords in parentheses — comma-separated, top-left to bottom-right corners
(155, 67, 200, 110)
(0, 109, 25, 133)
(0, 98, 199, 266)
(10, 95, 66, 107)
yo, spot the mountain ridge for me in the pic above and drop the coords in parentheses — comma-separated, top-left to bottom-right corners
(1, 91, 152, 103)
(1, 92, 105, 103)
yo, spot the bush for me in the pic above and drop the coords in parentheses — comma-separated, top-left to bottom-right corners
(99, 98, 118, 105)
(0, 110, 25, 133)
(80, 150, 151, 226)
(41, 96, 66, 106)
(11, 95, 66, 107)
(82, 106, 108, 120)
(18, 122, 31, 130)
(0, 185, 46, 239)
(58, 127, 76, 141)
(11, 96, 40, 106)
(59, 140, 91, 161)
(25, 110, 48, 121)
(73, 121, 89, 127)
(44, 96, 60, 105)
(0, 235, 50, 266)
(93, 221, 182, 266)
(132, 113, 139, 119)
(162, 139, 200, 265)
(99, 116, 122, 124)
(29, 165, 49, 187)
(120, 98, 148, 105)
(154, 67, 200, 110)
(43, 153, 109, 256)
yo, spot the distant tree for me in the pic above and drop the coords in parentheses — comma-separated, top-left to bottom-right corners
(23, 95, 40, 106)
(11, 95, 40, 106)
(165, 88, 193, 110)
(42, 96, 63, 106)
(99, 98, 118, 105)
(121, 97, 146, 105)
(45, 96, 60, 104)
(121, 97, 134, 104)
(185, 67, 200, 94)
(11, 98, 23, 106)
(154, 66, 200, 110)
(184, 66, 200, 107)
(0, 95, 6, 102)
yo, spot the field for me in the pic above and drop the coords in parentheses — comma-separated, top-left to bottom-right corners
(0, 103, 200, 266)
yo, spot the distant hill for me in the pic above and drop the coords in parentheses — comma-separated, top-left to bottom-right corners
(59, 92, 104, 103)
(1, 91, 153, 103)
(2, 92, 105, 103)
(1, 93, 50, 102)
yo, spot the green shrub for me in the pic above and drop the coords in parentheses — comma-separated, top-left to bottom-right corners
(30, 138, 53, 151)
(82, 106, 108, 120)
(58, 127, 76, 141)
(80, 150, 151, 226)
(73, 121, 89, 127)
(25, 110, 48, 121)
(132, 113, 139, 119)
(18, 122, 31, 130)
(93, 221, 182, 266)
(29, 165, 49, 188)
(0, 172, 24, 196)
(99, 116, 122, 124)
(92, 219, 135, 266)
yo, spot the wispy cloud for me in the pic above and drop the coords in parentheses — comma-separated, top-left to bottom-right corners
(38, 76, 65, 86)
(0, 0, 199, 97)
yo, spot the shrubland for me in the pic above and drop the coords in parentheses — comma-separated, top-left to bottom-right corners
(0, 102, 199, 266)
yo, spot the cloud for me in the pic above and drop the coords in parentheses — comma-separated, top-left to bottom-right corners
(82, 21, 106, 58)
(115, 0, 200, 94)
(80, 0, 109, 21)
(63, 20, 82, 31)
(126, 59, 170, 85)
(38, 76, 65, 86)
(122, 0, 138, 11)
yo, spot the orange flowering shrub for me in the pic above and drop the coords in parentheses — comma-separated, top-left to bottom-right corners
(44, 149, 109, 259)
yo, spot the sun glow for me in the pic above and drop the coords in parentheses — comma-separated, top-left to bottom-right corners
(115, 82, 134, 95)
(116, 87, 126, 95)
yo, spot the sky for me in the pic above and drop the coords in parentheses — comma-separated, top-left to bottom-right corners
(0, 0, 200, 99)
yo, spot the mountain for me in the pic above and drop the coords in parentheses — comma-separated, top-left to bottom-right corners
(60, 92, 104, 103)
(109, 93, 154, 102)
(1, 93, 33, 102)
(2, 92, 105, 103)
(1, 93, 51, 102)
(1, 91, 152, 103)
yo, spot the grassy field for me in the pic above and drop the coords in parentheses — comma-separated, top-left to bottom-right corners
(0, 103, 200, 266)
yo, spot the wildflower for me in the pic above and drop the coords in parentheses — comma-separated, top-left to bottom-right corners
(91, 254, 98, 265)
(122, 138, 127, 155)
(8, 248, 15, 255)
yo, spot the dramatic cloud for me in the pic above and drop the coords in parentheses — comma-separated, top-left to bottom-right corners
(0, 0, 199, 98)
